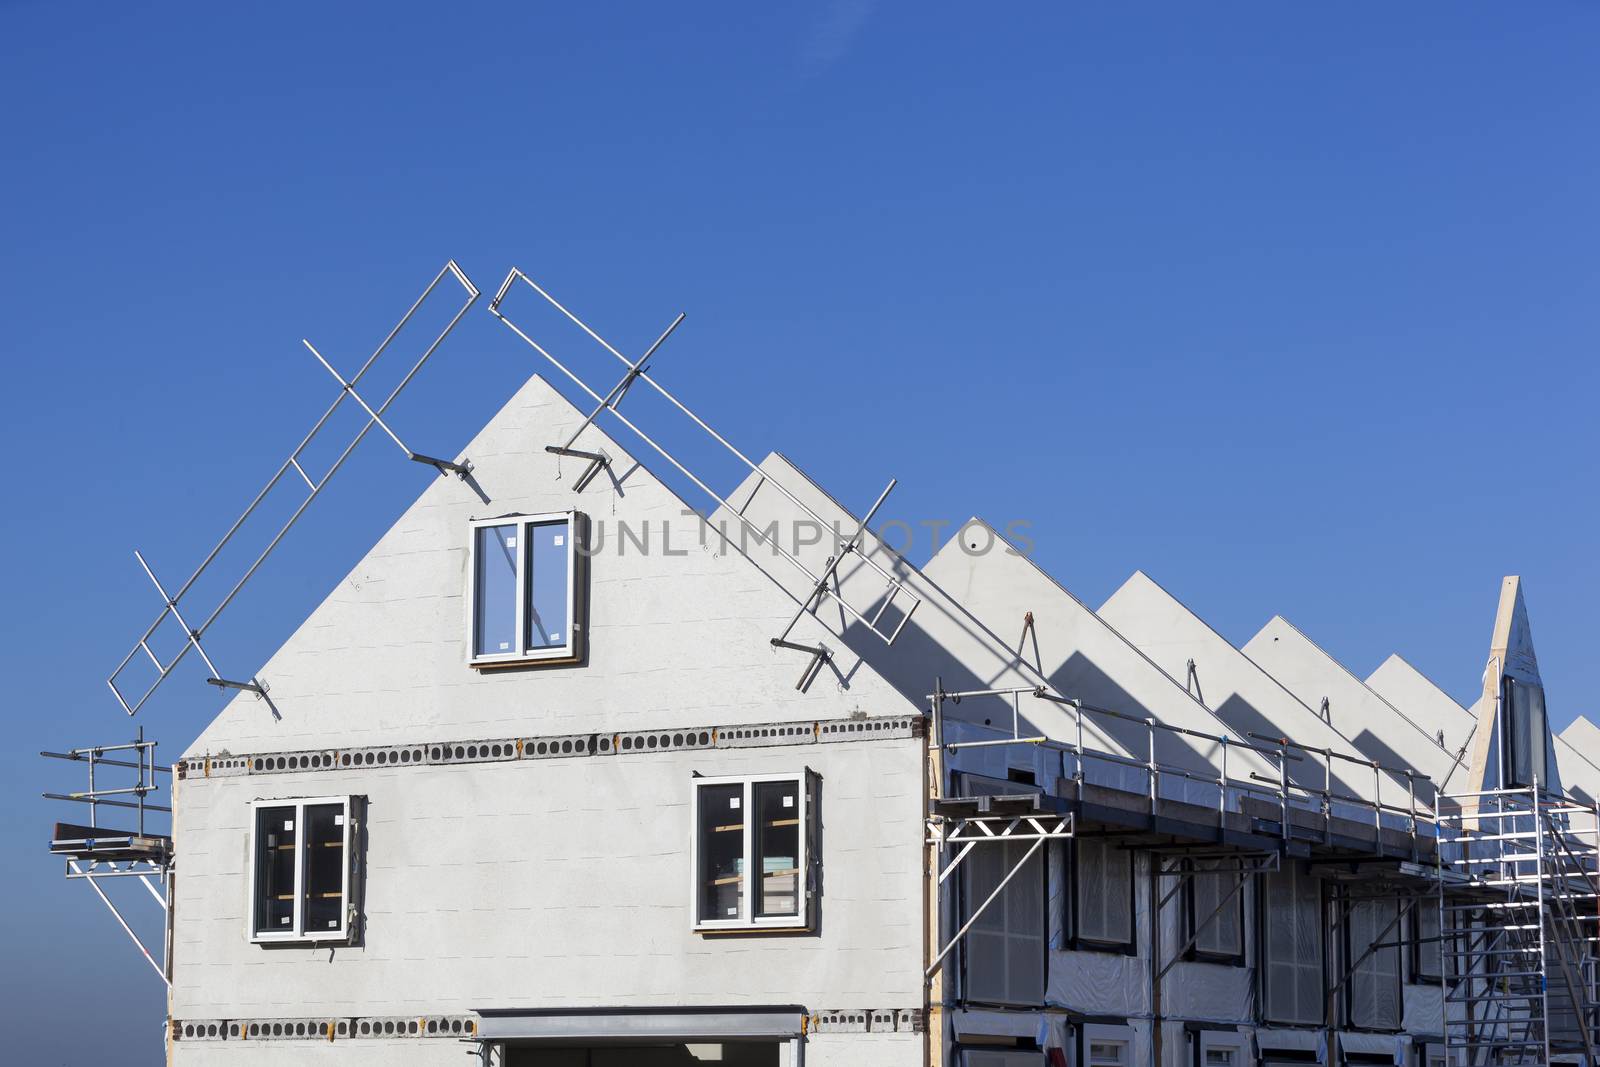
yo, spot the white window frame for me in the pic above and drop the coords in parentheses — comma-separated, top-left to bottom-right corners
(690, 773, 811, 932)
(247, 795, 353, 944)
(1082, 1023, 1134, 1066)
(1197, 1030, 1249, 1067)
(467, 511, 582, 666)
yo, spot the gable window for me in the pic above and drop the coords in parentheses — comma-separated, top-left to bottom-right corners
(1071, 838, 1135, 953)
(1185, 858, 1245, 965)
(1260, 861, 1323, 1025)
(1502, 676, 1550, 789)
(692, 773, 814, 931)
(469, 512, 585, 666)
(249, 796, 357, 943)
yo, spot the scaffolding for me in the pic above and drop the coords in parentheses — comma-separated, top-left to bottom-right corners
(487, 268, 922, 690)
(42, 730, 174, 985)
(1438, 784, 1600, 1065)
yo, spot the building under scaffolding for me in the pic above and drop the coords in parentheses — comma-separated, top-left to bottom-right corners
(45, 264, 1600, 1066)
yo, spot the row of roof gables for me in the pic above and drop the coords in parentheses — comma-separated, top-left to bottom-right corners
(178, 329, 1592, 813)
(713, 443, 1593, 816)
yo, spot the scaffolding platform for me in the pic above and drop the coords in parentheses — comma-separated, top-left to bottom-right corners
(51, 822, 173, 865)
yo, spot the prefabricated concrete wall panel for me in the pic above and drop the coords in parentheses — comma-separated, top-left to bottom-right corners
(1243, 618, 1463, 792)
(1365, 655, 1477, 757)
(804, 1031, 922, 1066)
(172, 740, 924, 1020)
(713, 457, 1146, 768)
(187, 375, 918, 760)
(913, 518, 1279, 786)
(172, 1042, 460, 1066)
(1100, 571, 1414, 810)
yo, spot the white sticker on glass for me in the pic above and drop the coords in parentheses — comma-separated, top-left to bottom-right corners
(505, 537, 516, 548)
(729, 797, 741, 809)
(550, 631, 561, 641)
(283, 820, 294, 831)
(782, 795, 794, 808)
(334, 814, 344, 826)
(553, 535, 564, 546)
(499, 641, 510, 651)
(727, 906, 738, 916)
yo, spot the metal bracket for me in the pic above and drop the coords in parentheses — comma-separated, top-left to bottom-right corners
(771, 638, 830, 692)
(924, 811, 1076, 981)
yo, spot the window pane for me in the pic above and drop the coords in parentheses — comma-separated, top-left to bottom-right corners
(302, 803, 345, 933)
(525, 519, 570, 652)
(752, 780, 800, 918)
(1263, 863, 1322, 1024)
(1192, 859, 1242, 956)
(474, 525, 518, 657)
(1417, 904, 1442, 979)
(253, 806, 297, 935)
(697, 784, 745, 923)
(1077, 839, 1132, 945)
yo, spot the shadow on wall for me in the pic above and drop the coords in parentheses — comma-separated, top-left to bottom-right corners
(1348, 728, 1441, 809)
(1211, 692, 1372, 800)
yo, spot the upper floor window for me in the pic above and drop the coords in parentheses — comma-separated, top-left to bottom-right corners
(249, 796, 358, 943)
(1260, 860, 1323, 1025)
(1184, 858, 1244, 965)
(469, 512, 585, 666)
(1346, 897, 1402, 1030)
(693, 773, 815, 932)
(1412, 903, 1442, 983)
(1071, 838, 1135, 953)
(1502, 676, 1550, 789)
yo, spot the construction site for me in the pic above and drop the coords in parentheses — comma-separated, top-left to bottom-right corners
(41, 261, 1600, 1067)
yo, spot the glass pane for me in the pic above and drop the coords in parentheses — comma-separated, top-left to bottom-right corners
(253, 806, 297, 935)
(474, 525, 518, 657)
(697, 783, 745, 923)
(1193, 860, 1241, 956)
(525, 519, 570, 652)
(302, 803, 345, 933)
(1418, 905, 1442, 978)
(753, 780, 800, 918)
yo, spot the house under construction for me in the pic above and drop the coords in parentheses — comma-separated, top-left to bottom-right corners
(47, 263, 1600, 1066)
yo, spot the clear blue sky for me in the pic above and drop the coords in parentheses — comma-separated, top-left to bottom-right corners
(2, 3, 1595, 1060)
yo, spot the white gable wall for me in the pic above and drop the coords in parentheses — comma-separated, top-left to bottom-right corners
(1243, 618, 1466, 802)
(170, 375, 928, 1062)
(1100, 571, 1414, 812)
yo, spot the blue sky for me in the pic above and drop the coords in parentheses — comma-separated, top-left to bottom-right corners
(2, 3, 1596, 1060)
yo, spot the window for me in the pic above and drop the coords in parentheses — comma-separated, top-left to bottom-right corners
(1185, 859, 1245, 964)
(952, 772, 1045, 1006)
(1082, 1024, 1134, 1066)
(469, 512, 585, 665)
(1346, 897, 1402, 1030)
(249, 796, 357, 943)
(1412, 903, 1442, 983)
(962, 838, 1045, 1005)
(963, 1052, 1044, 1067)
(1260, 861, 1323, 1025)
(1071, 838, 1135, 953)
(1196, 1028, 1245, 1067)
(1502, 677, 1550, 789)
(692, 774, 813, 931)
